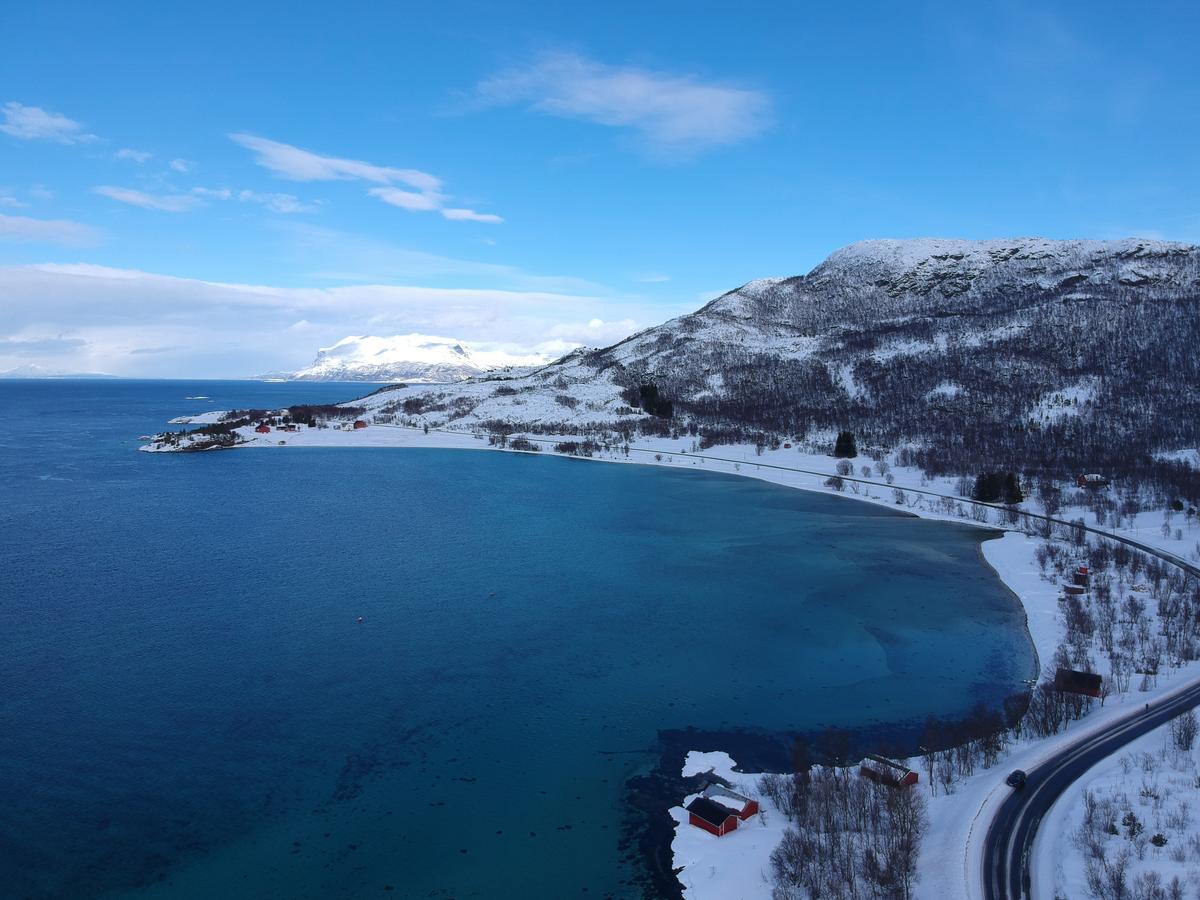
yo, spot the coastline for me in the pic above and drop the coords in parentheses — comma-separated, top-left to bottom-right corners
(143, 415, 1200, 899)
(148, 419, 1053, 899)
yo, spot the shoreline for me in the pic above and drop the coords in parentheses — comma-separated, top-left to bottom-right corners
(143, 416, 1200, 898)
(148, 419, 1054, 899)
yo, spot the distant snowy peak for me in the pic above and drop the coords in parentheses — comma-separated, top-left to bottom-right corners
(282, 334, 490, 383)
(275, 333, 559, 383)
(0, 363, 116, 379)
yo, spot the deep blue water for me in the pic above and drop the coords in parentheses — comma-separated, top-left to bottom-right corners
(0, 380, 1035, 899)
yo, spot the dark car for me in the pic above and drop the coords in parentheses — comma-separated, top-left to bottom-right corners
(1006, 769, 1027, 789)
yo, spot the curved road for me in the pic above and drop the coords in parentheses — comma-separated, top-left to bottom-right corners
(983, 679, 1200, 899)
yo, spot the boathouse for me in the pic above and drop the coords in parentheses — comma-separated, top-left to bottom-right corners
(701, 785, 759, 820)
(686, 797, 741, 837)
(859, 754, 919, 787)
(1055, 667, 1103, 698)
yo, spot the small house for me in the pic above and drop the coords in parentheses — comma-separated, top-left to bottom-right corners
(254, 424, 271, 434)
(686, 797, 740, 837)
(1063, 583, 1086, 596)
(859, 754, 919, 787)
(701, 785, 759, 820)
(353, 420, 368, 430)
(1055, 667, 1103, 698)
(1077, 473, 1110, 488)
(1072, 566, 1090, 587)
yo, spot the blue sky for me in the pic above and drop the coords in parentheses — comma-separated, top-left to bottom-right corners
(2, 0, 1198, 376)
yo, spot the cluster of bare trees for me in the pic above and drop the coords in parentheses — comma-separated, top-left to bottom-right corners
(923, 534, 1200, 797)
(760, 766, 927, 900)
(1070, 725, 1200, 900)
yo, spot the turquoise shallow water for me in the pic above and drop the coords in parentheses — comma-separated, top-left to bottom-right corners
(0, 380, 1035, 899)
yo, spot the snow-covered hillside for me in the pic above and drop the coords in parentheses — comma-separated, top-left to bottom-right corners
(270, 333, 540, 383)
(156, 237, 1200, 497)
(324, 239, 1200, 480)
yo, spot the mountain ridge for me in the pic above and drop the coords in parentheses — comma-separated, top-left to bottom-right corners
(267, 333, 523, 383)
(335, 237, 1199, 489)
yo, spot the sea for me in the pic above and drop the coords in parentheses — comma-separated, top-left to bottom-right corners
(0, 379, 1036, 899)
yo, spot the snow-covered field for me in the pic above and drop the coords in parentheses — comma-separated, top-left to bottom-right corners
(670, 752, 786, 899)
(1038, 711, 1200, 898)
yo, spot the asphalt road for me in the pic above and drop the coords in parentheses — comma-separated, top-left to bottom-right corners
(983, 680, 1200, 899)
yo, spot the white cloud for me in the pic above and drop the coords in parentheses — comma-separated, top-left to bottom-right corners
(0, 262, 661, 377)
(230, 133, 439, 190)
(28, 184, 53, 201)
(115, 148, 152, 163)
(441, 207, 504, 224)
(0, 212, 101, 246)
(92, 185, 203, 212)
(237, 190, 317, 214)
(633, 271, 671, 283)
(230, 133, 501, 222)
(474, 52, 772, 156)
(169, 158, 194, 173)
(0, 101, 97, 143)
(368, 186, 442, 211)
(0, 190, 27, 208)
(188, 187, 317, 213)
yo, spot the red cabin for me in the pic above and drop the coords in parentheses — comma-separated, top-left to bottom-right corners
(353, 420, 368, 430)
(686, 797, 740, 837)
(702, 786, 759, 820)
(1055, 667, 1103, 698)
(859, 755, 919, 787)
(254, 424, 271, 434)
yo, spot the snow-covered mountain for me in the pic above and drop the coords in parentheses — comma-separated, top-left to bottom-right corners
(342, 238, 1200, 477)
(0, 364, 117, 378)
(274, 334, 499, 383)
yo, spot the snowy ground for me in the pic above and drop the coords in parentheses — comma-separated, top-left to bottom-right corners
(1037, 712, 1200, 898)
(142, 414, 1200, 898)
(670, 752, 785, 900)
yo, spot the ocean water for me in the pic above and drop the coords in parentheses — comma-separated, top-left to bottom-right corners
(0, 380, 1036, 899)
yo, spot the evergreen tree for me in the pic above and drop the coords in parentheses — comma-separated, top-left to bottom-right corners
(833, 430, 857, 458)
(1003, 472, 1025, 504)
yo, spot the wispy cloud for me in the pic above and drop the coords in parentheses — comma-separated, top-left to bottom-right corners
(169, 158, 194, 173)
(237, 190, 317, 214)
(0, 190, 28, 209)
(230, 133, 502, 223)
(368, 186, 441, 211)
(92, 185, 203, 213)
(474, 52, 772, 157)
(0, 102, 97, 144)
(0, 212, 102, 246)
(0, 262, 661, 377)
(442, 207, 504, 224)
(115, 148, 152, 163)
(0, 335, 87, 355)
(191, 186, 231, 201)
(230, 133, 439, 189)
